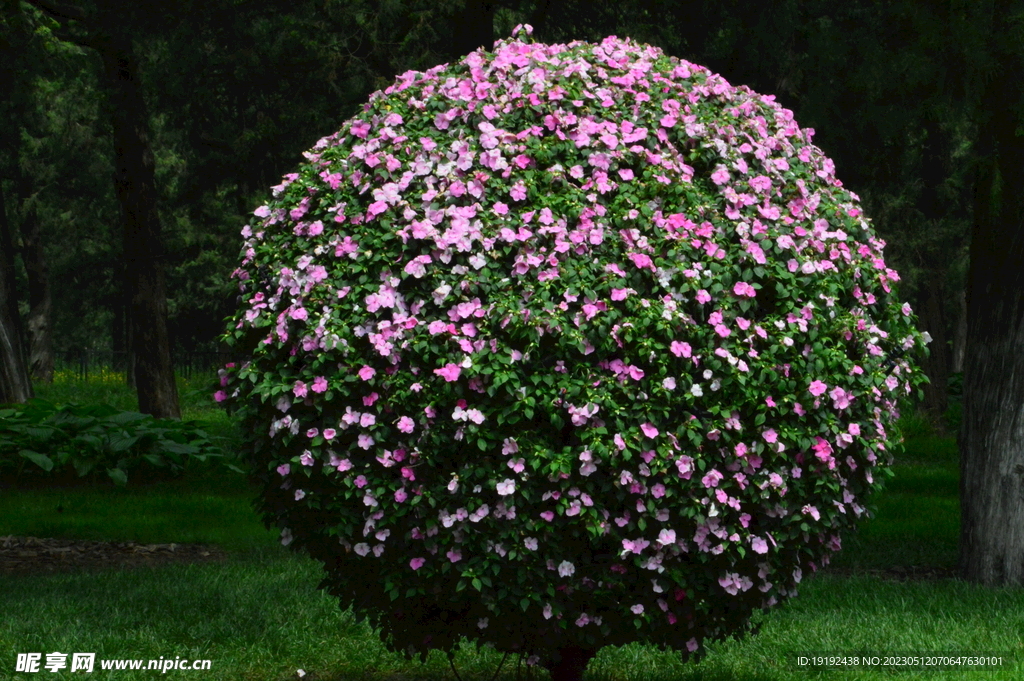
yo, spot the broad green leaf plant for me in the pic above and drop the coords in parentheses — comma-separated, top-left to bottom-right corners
(220, 25, 926, 669)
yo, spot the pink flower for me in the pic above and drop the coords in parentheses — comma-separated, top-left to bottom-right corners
(434, 363, 462, 382)
(696, 289, 711, 304)
(323, 428, 337, 440)
(277, 464, 290, 476)
(214, 390, 227, 402)
(808, 380, 828, 397)
(447, 550, 462, 563)
(410, 557, 426, 570)
(493, 202, 509, 215)
(751, 536, 769, 554)
(669, 340, 692, 358)
(830, 386, 853, 409)
(394, 488, 408, 503)
(292, 381, 308, 398)
(618, 168, 635, 181)
(358, 366, 376, 381)
(622, 538, 650, 554)
(701, 469, 723, 488)
(711, 166, 730, 185)
(640, 422, 659, 438)
(397, 416, 415, 433)
(629, 252, 654, 269)
(762, 429, 778, 443)
(733, 281, 756, 297)
(311, 376, 328, 393)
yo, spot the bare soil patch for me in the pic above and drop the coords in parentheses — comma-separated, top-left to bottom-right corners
(1, 535, 230, 576)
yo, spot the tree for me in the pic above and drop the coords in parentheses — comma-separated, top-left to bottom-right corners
(958, 0, 1024, 588)
(0, 182, 33, 404)
(22, 0, 179, 418)
(222, 29, 925, 681)
(0, 0, 39, 403)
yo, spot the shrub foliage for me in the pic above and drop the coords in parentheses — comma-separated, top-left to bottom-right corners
(220, 26, 926, 669)
(0, 398, 232, 486)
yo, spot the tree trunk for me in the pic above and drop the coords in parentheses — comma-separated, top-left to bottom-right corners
(100, 32, 179, 418)
(0, 181, 33, 403)
(952, 288, 966, 374)
(958, 27, 1024, 586)
(918, 274, 949, 426)
(19, 198, 54, 383)
(451, 0, 496, 58)
(542, 645, 597, 681)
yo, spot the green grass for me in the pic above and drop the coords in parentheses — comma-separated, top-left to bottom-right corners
(1, 398, 1022, 680)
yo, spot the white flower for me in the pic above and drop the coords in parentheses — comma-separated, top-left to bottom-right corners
(524, 537, 538, 550)
(478, 618, 489, 629)
(496, 479, 516, 495)
(662, 377, 676, 390)
(691, 384, 704, 397)
(558, 560, 575, 577)
(631, 604, 644, 614)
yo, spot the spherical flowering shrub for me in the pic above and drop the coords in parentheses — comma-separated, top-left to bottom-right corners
(219, 25, 926, 672)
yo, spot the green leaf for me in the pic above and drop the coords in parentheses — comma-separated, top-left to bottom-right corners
(20, 450, 53, 472)
(471, 577, 482, 591)
(107, 434, 140, 452)
(520, 597, 530, 612)
(160, 440, 200, 455)
(73, 459, 95, 477)
(107, 467, 128, 486)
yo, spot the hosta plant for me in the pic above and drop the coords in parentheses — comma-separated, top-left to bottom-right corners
(219, 25, 926, 680)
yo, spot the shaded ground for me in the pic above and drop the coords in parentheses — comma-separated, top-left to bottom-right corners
(0, 535, 231, 576)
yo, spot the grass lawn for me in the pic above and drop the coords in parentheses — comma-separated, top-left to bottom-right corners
(1, 377, 1022, 680)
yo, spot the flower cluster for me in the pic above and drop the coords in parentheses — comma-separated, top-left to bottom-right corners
(220, 25, 925, 668)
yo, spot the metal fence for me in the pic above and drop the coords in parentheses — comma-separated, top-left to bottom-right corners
(54, 349, 238, 382)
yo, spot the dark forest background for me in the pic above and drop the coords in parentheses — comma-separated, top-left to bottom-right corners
(2, 0, 1023, 587)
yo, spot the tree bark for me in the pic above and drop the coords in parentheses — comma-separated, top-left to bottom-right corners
(100, 31, 179, 418)
(958, 22, 1024, 586)
(0, 181, 33, 403)
(19, 197, 54, 383)
(542, 645, 597, 681)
